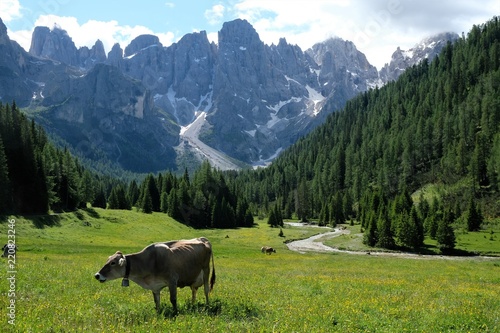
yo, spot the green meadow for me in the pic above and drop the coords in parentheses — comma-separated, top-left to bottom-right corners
(1, 209, 499, 332)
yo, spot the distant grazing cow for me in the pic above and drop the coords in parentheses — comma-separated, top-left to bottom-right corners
(2, 244, 17, 258)
(261, 246, 276, 255)
(95, 237, 215, 312)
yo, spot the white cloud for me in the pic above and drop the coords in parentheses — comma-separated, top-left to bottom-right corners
(205, 4, 225, 26)
(230, 0, 500, 68)
(231, 0, 353, 47)
(0, 0, 22, 22)
(8, 14, 176, 54)
(165, 2, 175, 9)
(207, 31, 218, 45)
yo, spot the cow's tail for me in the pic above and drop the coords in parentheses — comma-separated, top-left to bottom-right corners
(210, 249, 216, 292)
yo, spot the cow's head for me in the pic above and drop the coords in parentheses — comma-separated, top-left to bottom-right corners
(94, 251, 127, 283)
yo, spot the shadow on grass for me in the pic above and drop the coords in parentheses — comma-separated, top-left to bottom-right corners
(158, 298, 260, 320)
(83, 207, 101, 219)
(402, 244, 477, 257)
(31, 214, 62, 229)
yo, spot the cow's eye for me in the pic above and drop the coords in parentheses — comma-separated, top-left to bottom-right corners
(110, 261, 116, 266)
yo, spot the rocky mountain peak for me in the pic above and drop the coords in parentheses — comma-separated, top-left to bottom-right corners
(218, 19, 261, 48)
(308, 37, 375, 72)
(0, 17, 8, 43)
(124, 34, 161, 57)
(379, 32, 459, 82)
(29, 25, 80, 66)
(78, 39, 106, 69)
(107, 43, 123, 66)
(307, 37, 380, 98)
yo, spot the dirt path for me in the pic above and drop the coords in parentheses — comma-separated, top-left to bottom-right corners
(285, 223, 499, 260)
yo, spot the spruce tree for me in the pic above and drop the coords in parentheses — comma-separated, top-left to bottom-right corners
(436, 209, 456, 253)
(92, 185, 107, 209)
(107, 187, 119, 209)
(466, 198, 483, 231)
(127, 180, 140, 207)
(168, 188, 181, 220)
(0, 137, 10, 213)
(376, 205, 395, 249)
(363, 212, 378, 247)
(141, 189, 153, 214)
(267, 206, 277, 227)
(244, 209, 254, 227)
(160, 192, 169, 213)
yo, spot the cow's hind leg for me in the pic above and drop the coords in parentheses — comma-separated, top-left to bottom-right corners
(191, 286, 198, 304)
(203, 268, 210, 305)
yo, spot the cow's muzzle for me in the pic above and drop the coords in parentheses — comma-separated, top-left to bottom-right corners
(94, 273, 106, 283)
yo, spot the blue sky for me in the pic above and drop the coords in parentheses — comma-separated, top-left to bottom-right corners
(1, 0, 499, 68)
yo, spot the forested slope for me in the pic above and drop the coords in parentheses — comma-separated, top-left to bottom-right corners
(234, 17, 500, 233)
(0, 102, 116, 214)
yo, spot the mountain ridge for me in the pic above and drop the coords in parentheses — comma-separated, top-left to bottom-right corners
(0, 17, 458, 173)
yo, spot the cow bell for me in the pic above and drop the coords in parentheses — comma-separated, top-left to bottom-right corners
(121, 278, 129, 287)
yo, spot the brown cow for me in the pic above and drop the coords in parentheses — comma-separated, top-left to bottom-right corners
(261, 246, 276, 255)
(94, 237, 215, 312)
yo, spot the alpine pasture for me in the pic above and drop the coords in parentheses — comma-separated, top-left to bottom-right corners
(1, 208, 499, 332)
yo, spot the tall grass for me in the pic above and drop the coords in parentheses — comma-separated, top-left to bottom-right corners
(1, 209, 499, 332)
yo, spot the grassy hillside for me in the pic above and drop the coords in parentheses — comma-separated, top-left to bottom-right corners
(1, 209, 499, 332)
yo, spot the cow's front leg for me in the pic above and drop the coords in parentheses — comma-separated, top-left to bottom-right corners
(152, 291, 161, 313)
(168, 283, 178, 312)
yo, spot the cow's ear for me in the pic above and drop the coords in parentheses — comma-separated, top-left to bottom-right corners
(116, 251, 122, 255)
(119, 257, 126, 267)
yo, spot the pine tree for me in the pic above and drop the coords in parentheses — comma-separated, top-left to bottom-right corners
(267, 206, 277, 227)
(296, 179, 310, 222)
(92, 185, 107, 209)
(177, 179, 192, 223)
(363, 212, 378, 247)
(211, 199, 222, 228)
(168, 188, 181, 220)
(127, 180, 140, 207)
(466, 198, 483, 231)
(141, 174, 160, 212)
(160, 192, 169, 213)
(107, 185, 129, 210)
(411, 206, 424, 248)
(376, 204, 395, 249)
(141, 189, 153, 214)
(107, 187, 119, 209)
(436, 209, 456, 253)
(275, 204, 283, 227)
(319, 203, 329, 226)
(58, 149, 82, 211)
(395, 211, 419, 249)
(244, 209, 254, 227)
(79, 170, 95, 206)
(0, 137, 10, 213)
(332, 192, 345, 226)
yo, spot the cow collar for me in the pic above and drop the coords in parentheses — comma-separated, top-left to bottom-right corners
(122, 255, 131, 287)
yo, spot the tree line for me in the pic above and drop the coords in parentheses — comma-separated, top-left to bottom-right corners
(105, 161, 254, 228)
